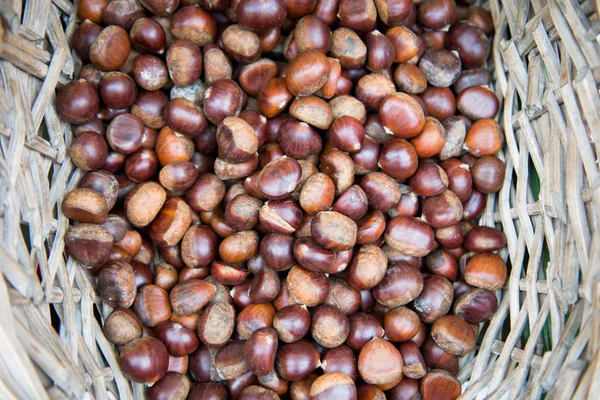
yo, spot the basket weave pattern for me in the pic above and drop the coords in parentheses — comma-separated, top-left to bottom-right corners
(0, 0, 598, 399)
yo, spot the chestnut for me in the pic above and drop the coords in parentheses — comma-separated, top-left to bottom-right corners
(215, 340, 249, 380)
(419, 49, 462, 88)
(357, 383, 385, 400)
(157, 321, 199, 357)
(239, 385, 281, 400)
(379, 138, 418, 181)
(385, 216, 436, 257)
(329, 95, 367, 123)
(236, 303, 276, 339)
(258, 78, 293, 118)
(454, 287, 498, 324)
(169, 279, 216, 316)
(249, 267, 280, 303)
(130, 18, 167, 54)
(65, 223, 113, 268)
(326, 116, 365, 154)
(57, 79, 99, 124)
(204, 79, 244, 125)
(462, 189, 486, 221)
(379, 93, 425, 139)
(73, 21, 103, 62)
(398, 341, 427, 379)
(236, 0, 287, 30)
(385, 25, 419, 63)
(421, 190, 463, 229)
(365, 30, 395, 72)
(104, 308, 142, 346)
(374, 0, 412, 25)
(62, 188, 108, 224)
(346, 313, 384, 351)
(413, 275, 454, 323)
(153, 263, 178, 292)
(106, 113, 145, 156)
(188, 382, 228, 400)
(358, 338, 403, 385)
(166, 39, 203, 87)
(287, 265, 330, 307)
(394, 63, 427, 94)
(446, 21, 489, 69)
(203, 44, 233, 86)
(418, 0, 456, 30)
(384, 306, 420, 342)
(453, 68, 492, 94)
(149, 197, 193, 247)
(289, 96, 333, 130)
(219, 230, 260, 264)
(259, 199, 303, 234)
(131, 90, 169, 129)
(198, 301, 235, 347)
(471, 155, 506, 193)
(245, 327, 278, 376)
(286, 50, 331, 96)
(330, 28, 368, 69)
(258, 157, 302, 200)
(278, 119, 323, 159)
(222, 24, 262, 63)
(124, 181, 167, 227)
(228, 370, 259, 400)
(310, 372, 357, 399)
(464, 226, 506, 253)
(164, 98, 208, 138)
(187, 173, 226, 212)
(293, 15, 331, 54)
(419, 339, 457, 376)
(170, 5, 216, 46)
(332, 185, 368, 221)
(90, 25, 131, 71)
(216, 117, 259, 163)
(310, 211, 357, 252)
(355, 74, 396, 112)
(351, 136, 380, 175)
(119, 337, 169, 384)
(311, 304, 349, 348)
(134, 284, 172, 327)
(464, 252, 507, 291)
(276, 340, 320, 381)
(420, 369, 462, 400)
(408, 161, 449, 197)
(271, 304, 310, 343)
(239, 59, 279, 98)
(148, 372, 191, 400)
(346, 244, 387, 290)
(457, 85, 498, 120)
(425, 249, 459, 281)
(386, 377, 420, 400)
(69, 131, 108, 172)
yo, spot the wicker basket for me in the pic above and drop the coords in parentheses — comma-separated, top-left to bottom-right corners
(0, 0, 598, 399)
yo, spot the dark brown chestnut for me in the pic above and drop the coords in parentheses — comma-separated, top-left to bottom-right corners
(276, 340, 320, 381)
(273, 304, 311, 343)
(57, 79, 99, 124)
(119, 337, 169, 384)
(413, 275, 454, 323)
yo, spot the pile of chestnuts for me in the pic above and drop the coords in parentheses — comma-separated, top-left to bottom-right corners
(60, 0, 506, 398)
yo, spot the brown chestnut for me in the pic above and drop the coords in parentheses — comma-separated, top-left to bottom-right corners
(119, 337, 169, 384)
(464, 252, 507, 291)
(276, 340, 320, 381)
(358, 338, 403, 385)
(413, 275, 454, 323)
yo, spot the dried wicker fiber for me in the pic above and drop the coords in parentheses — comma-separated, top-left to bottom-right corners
(0, 0, 599, 399)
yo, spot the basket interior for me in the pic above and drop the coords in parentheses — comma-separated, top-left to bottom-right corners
(0, 1, 599, 399)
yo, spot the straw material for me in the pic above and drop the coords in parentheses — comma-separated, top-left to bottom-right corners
(0, 0, 598, 399)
